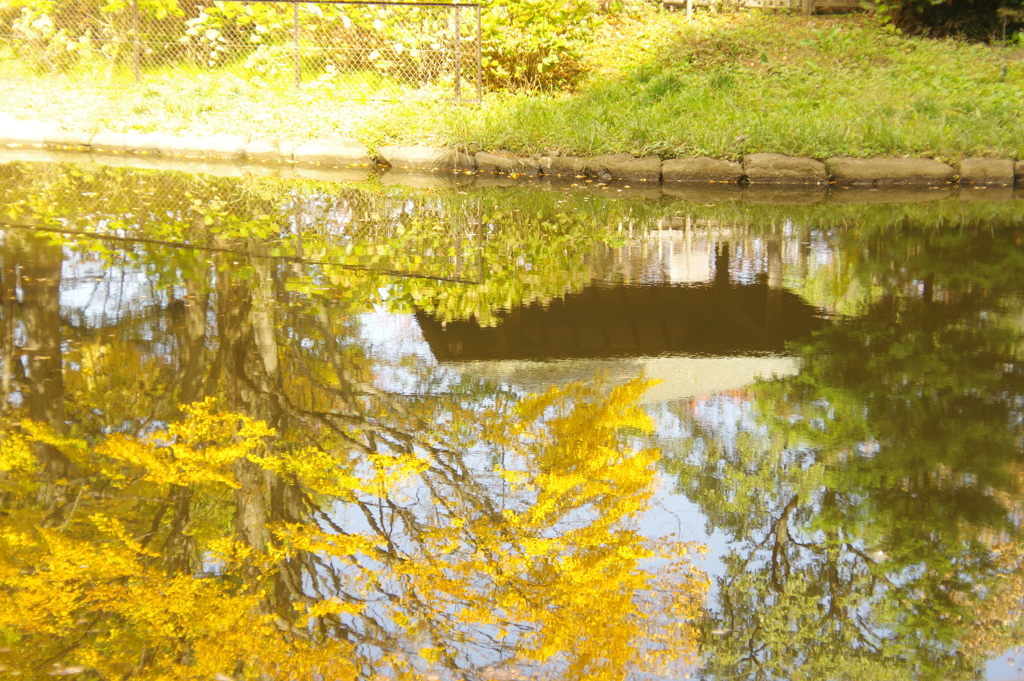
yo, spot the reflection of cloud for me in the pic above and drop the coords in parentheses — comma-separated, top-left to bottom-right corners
(452, 355, 801, 405)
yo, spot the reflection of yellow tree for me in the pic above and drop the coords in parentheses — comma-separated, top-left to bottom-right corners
(0, 380, 707, 681)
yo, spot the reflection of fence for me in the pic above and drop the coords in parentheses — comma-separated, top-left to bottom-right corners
(0, 0, 482, 102)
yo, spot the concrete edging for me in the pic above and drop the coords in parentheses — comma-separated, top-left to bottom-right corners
(1, 115, 1022, 192)
(4, 146, 1023, 205)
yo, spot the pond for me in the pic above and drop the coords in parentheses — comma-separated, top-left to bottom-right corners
(1, 161, 1024, 681)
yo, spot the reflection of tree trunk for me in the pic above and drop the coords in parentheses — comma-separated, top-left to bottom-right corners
(798, 232, 810, 281)
(220, 260, 285, 428)
(163, 485, 196, 574)
(714, 242, 731, 290)
(210, 260, 327, 629)
(213, 263, 275, 557)
(317, 309, 359, 413)
(204, 257, 289, 607)
(179, 274, 210, 406)
(766, 238, 784, 347)
(154, 272, 210, 579)
(19, 234, 72, 526)
(1, 234, 16, 413)
(770, 495, 799, 593)
(922, 273, 935, 305)
(250, 260, 281, 386)
(233, 457, 271, 555)
(821, 489, 846, 619)
(270, 476, 308, 617)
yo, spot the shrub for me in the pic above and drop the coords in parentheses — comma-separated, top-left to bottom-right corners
(480, 0, 600, 89)
(880, 0, 1024, 40)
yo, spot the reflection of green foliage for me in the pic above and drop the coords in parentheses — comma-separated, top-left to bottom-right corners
(667, 200, 1024, 316)
(660, 218, 1024, 680)
(0, 163, 668, 325)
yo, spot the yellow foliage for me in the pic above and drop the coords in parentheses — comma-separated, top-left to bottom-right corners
(0, 377, 708, 681)
(0, 429, 35, 473)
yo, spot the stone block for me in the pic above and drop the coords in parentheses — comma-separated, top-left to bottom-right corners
(246, 138, 293, 164)
(539, 156, 588, 178)
(278, 139, 299, 162)
(1015, 160, 1024, 187)
(662, 157, 743, 183)
(744, 153, 827, 184)
(958, 158, 1014, 186)
(828, 157, 955, 186)
(476, 150, 540, 177)
(90, 153, 244, 177)
(588, 154, 662, 182)
(154, 134, 244, 159)
(377, 145, 476, 173)
(158, 136, 209, 158)
(0, 119, 63, 147)
(89, 132, 128, 152)
(294, 138, 373, 167)
(41, 130, 93, 148)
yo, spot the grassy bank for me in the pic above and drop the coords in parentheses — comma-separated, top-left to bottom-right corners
(3, 10, 1023, 161)
(386, 12, 1024, 161)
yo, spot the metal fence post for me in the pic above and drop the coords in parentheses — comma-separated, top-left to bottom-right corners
(475, 5, 482, 103)
(132, 0, 141, 84)
(293, 1, 301, 88)
(453, 5, 462, 101)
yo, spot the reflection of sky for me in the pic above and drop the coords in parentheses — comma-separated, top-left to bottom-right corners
(357, 306, 733, 580)
(989, 652, 1024, 681)
(59, 248, 165, 328)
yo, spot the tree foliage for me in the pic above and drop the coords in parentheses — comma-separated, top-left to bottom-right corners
(879, 0, 1024, 40)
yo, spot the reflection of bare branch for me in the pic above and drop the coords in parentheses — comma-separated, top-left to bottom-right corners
(56, 486, 84, 532)
(770, 495, 799, 594)
(845, 542, 897, 587)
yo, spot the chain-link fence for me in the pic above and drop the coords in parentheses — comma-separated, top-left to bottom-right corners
(0, 0, 482, 102)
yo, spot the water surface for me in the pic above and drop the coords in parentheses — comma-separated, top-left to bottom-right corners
(2, 162, 1024, 680)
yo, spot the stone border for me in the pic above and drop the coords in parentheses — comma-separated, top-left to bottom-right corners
(2, 115, 1022, 194)
(6, 147, 1021, 206)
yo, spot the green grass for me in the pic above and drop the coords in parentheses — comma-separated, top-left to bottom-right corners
(3, 11, 1024, 160)
(373, 12, 1024, 161)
